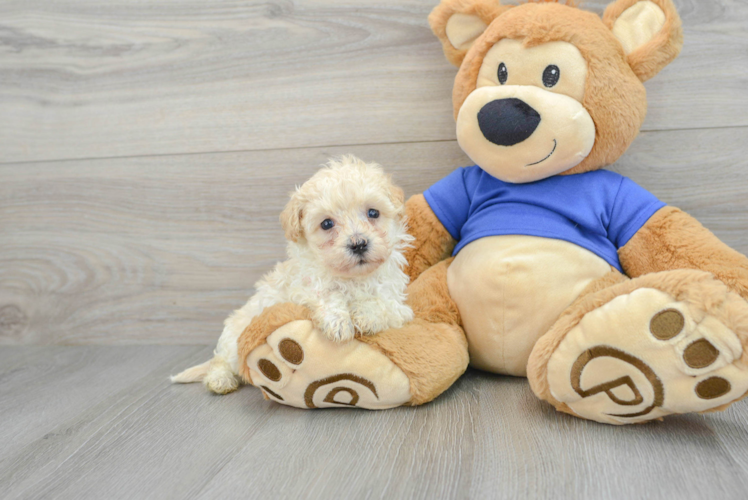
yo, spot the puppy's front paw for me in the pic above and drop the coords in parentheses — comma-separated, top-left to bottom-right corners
(352, 303, 413, 336)
(351, 313, 388, 337)
(317, 314, 356, 343)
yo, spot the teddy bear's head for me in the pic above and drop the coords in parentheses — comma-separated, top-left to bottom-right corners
(429, 0, 683, 183)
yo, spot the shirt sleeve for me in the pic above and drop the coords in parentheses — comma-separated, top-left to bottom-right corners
(608, 177, 666, 249)
(423, 167, 473, 241)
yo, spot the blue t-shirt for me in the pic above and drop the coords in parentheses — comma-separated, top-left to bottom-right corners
(423, 166, 665, 272)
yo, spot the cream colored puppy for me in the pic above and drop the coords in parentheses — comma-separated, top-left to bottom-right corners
(171, 156, 414, 394)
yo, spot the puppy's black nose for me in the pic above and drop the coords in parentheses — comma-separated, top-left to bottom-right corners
(477, 98, 541, 146)
(348, 239, 369, 256)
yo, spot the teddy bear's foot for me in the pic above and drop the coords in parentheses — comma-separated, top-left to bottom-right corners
(238, 304, 469, 409)
(529, 270, 748, 425)
(244, 320, 411, 409)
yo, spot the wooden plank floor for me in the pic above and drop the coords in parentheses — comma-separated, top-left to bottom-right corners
(1, 346, 747, 500)
(3, 0, 748, 498)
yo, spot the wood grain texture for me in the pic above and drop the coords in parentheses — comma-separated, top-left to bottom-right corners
(0, 345, 204, 462)
(2, 346, 748, 500)
(2, 127, 748, 345)
(0, 0, 746, 163)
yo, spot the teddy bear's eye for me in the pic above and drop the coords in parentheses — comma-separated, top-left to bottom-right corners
(543, 65, 560, 88)
(498, 62, 508, 85)
(321, 219, 335, 230)
(367, 209, 380, 219)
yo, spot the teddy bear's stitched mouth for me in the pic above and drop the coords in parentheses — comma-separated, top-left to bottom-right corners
(526, 139, 557, 167)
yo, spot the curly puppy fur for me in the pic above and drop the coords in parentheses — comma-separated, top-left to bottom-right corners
(171, 156, 414, 394)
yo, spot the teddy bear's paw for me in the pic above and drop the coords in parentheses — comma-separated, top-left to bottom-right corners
(545, 285, 748, 425)
(244, 320, 412, 409)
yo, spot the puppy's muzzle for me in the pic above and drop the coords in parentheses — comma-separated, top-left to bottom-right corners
(348, 238, 369, 256)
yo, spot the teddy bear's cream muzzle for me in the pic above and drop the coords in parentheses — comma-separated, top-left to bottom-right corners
(456, 84, 596, 183)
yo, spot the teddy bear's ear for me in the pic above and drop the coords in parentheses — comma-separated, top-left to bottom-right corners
(428, 0, 511, 67)
(280, 189, 304, 242)
(603, 0, 683, 82)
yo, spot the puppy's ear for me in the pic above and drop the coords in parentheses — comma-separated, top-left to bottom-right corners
(429, 0, 511, 67)
(387, 182, 406, 218)
(603, 0, 683, 82)
(280, 190, 304, 242)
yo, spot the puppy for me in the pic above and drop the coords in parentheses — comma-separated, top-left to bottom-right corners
(171, 156, 415, 394)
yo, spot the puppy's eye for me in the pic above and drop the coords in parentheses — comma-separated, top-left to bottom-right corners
(498, 62, 508, 85)
(367, 209, 380, 219)
(320, 219, 335, 230)
(542, 65, 560, 88)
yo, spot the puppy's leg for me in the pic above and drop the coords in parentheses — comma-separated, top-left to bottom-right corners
(351, 300, 390, 335)
(203, 355, 239, 394)
(312, 295, 356, 342)
(171, 272, 284, 393)
(352, 298, 414, 335)
(203, 294, 269, 394)
(170, 355, 238, 394)
(314, 309, 356, 342)
(203, 302, 263, 394)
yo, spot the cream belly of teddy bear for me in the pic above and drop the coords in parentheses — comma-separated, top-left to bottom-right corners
(447, 235, 611, 376)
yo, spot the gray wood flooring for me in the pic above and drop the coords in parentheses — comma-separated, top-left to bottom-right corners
(1, 346, 748, 500)
(3, 0, 748, 498)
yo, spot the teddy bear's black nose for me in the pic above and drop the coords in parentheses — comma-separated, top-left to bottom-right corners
(477, 98, 541, 147)
(348, 238, 369, 256)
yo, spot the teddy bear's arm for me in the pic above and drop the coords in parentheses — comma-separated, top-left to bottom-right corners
(619, 206, 748, 300)
(402, 194, 456, 283)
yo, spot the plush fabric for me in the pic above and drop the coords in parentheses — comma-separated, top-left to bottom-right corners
(603, 0, 683, 82)
(359, 319, 469, 406)
(619, 206, 748, 300)
(237, 303, 312, 384)
(246, 319, 414, 409)
(527, 269, 748, 423)
(401, 194, 456, 283)
(428, 0, 514, 66)
(366, 259, 467, 405)
(448, 2, 649, 176)
(455, 82, 597, 182)
(448, 235, 611, 375)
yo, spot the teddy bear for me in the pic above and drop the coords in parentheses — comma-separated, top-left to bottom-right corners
(234, 0, 748, 424)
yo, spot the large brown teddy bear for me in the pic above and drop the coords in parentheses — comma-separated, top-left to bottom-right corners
(235, 0, 748, 424)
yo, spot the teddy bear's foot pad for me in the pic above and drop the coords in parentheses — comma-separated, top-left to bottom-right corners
(245, 320, 412, 409)
(546, 287, 748, 424)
